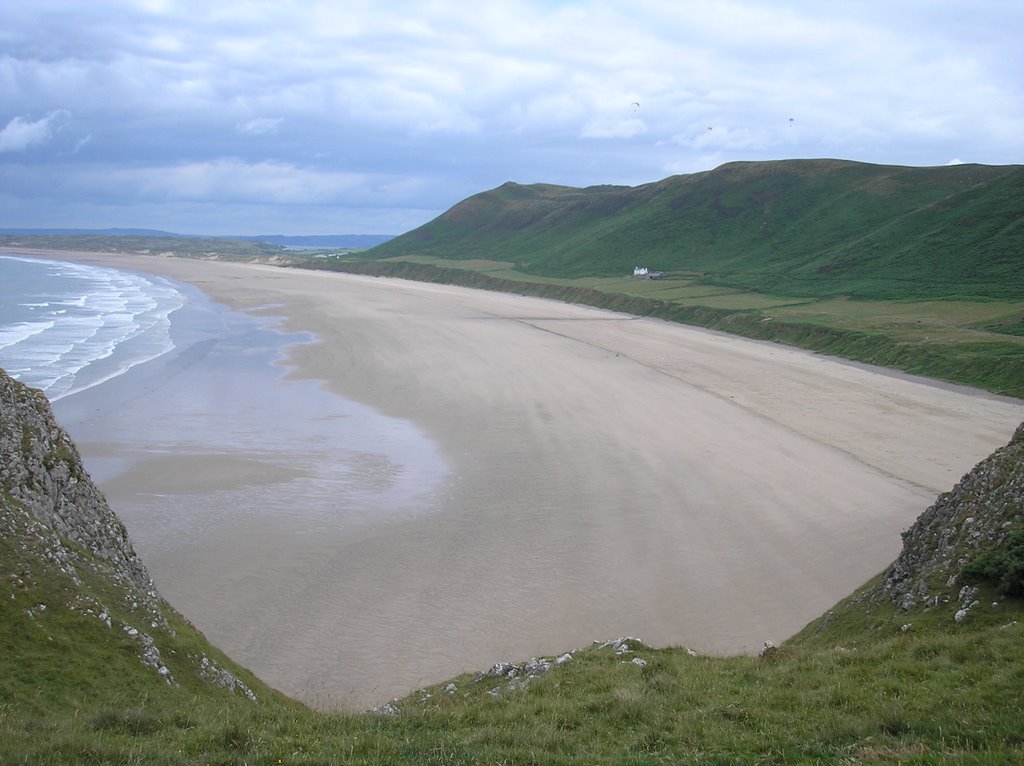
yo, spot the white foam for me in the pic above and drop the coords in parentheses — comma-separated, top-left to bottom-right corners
(0, 255, 186, 400)
(0, 320, 56, 351)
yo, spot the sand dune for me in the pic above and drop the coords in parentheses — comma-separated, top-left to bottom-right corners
(20, 250, 1024, 709)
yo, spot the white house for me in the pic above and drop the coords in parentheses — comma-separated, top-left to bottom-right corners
(632, 266, 664, 278)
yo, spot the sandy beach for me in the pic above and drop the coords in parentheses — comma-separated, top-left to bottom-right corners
(13, 248, 1024, 710)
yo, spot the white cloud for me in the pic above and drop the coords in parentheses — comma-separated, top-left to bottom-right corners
(71, 135, 92, 153)
(237, 117, 282, 135)
(0, 110, 70, 152)
(1, 1, 1021, 233)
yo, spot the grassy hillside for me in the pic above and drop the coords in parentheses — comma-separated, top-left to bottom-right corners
(369, 159, 1024, 300)
(2, 365, 1024, 764)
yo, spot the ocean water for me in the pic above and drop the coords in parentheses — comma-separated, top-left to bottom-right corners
(0, 253, 185, 400)
(1, 250, 449, 525)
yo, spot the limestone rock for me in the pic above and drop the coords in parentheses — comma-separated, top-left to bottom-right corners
(869, 421, 1024, 612)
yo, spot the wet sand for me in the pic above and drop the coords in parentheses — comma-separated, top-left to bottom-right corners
(16, 249, 1024, 710)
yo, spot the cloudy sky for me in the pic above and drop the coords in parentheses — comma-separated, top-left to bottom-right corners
(1, 1, 1021, 236)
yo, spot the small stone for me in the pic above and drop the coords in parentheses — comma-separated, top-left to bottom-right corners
(954, 609, 968, 623)
(444, 683, 457, 693)
(555, 652, 573, 665)
(630, 657, 647, 668)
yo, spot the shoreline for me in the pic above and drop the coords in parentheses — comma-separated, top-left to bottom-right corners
(7, 247, 1024, 710)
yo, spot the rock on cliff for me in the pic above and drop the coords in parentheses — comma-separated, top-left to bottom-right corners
(872, 421, 1024, 613)
(0, 368, 258, 700)
(0, 368, 154, 594)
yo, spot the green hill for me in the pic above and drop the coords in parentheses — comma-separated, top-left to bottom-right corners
(2, 366, 1024, 764)
(369, 159, 1024, 301)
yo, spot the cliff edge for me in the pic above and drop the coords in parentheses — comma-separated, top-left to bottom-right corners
(1, 368, 155, 595)
(0, 368, 263, 709)
(877, 421, 1023, 613)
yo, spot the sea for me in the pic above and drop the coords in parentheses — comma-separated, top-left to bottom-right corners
(0, 250, 449, 520)
(0, 253, 184, 400)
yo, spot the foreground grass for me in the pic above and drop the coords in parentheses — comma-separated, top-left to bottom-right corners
(4, 588, 1023, 765)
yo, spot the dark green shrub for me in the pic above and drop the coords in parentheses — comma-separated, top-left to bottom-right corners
(962, 531, 1024, 596)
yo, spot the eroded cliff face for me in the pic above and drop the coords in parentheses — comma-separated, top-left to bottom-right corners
(874, 421, 1024, 613)
(0, 369, 155, 594)
(1, 368, 257, 699)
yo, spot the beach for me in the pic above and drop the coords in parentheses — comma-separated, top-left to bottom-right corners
(11, 248, 1024, 710)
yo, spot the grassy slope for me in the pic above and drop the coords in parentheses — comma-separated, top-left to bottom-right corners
(369, 159, 1023, 298)
(4, 525, 1022, 766)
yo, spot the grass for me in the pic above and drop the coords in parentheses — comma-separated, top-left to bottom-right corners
(369, 160, 1024, 300)
(4, 596, 1023, 764)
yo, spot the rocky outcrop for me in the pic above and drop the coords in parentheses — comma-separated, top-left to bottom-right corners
(1, 369, 257, 700)
(873, 421, 1024, 612)
(0, 369, 154, 595)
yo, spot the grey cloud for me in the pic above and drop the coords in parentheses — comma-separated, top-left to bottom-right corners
(0, 1, 1021, 234)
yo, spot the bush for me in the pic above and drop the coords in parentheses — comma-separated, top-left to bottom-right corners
(962, 531, 1024, 597)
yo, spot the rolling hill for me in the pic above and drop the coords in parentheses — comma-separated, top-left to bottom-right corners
(368, 159, 1024, 301)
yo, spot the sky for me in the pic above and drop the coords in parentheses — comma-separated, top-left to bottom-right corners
(1, 1, 1022, 236)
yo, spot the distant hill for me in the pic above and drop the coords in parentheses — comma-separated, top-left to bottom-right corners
(0, 229, 394, 250)
(240, 234, 394, 249)
(0, 227, 187, 238)
(368, 159, 1024, 301)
